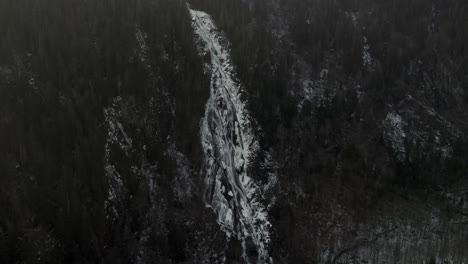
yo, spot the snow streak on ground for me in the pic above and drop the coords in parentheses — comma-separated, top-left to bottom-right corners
(104, 96, 129, 220)
(190, 8, 272, 263)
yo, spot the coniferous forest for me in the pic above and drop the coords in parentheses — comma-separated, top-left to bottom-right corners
(1, 0, 468, 263)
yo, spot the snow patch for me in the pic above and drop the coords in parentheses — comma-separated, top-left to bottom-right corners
(383, 112, 407, 162)
(362, 36, 375, 71)
(298, 78, 337, 111)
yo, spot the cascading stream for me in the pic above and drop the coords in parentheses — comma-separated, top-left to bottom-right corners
(189, 7, 272, 263)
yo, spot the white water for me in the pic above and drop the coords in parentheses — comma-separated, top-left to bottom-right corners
(190, 8, 272, 263)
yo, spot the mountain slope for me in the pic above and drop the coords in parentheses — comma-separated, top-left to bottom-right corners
(1, 0, 468, 263)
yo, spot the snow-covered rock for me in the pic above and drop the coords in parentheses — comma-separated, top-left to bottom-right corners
(190, 7, 273, 263)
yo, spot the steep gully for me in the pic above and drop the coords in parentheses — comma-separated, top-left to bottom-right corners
(190, 7, 273, 263)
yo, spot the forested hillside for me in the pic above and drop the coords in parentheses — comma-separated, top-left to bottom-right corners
(1, 0, 468, 263)
(0, 0, 211, 262)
